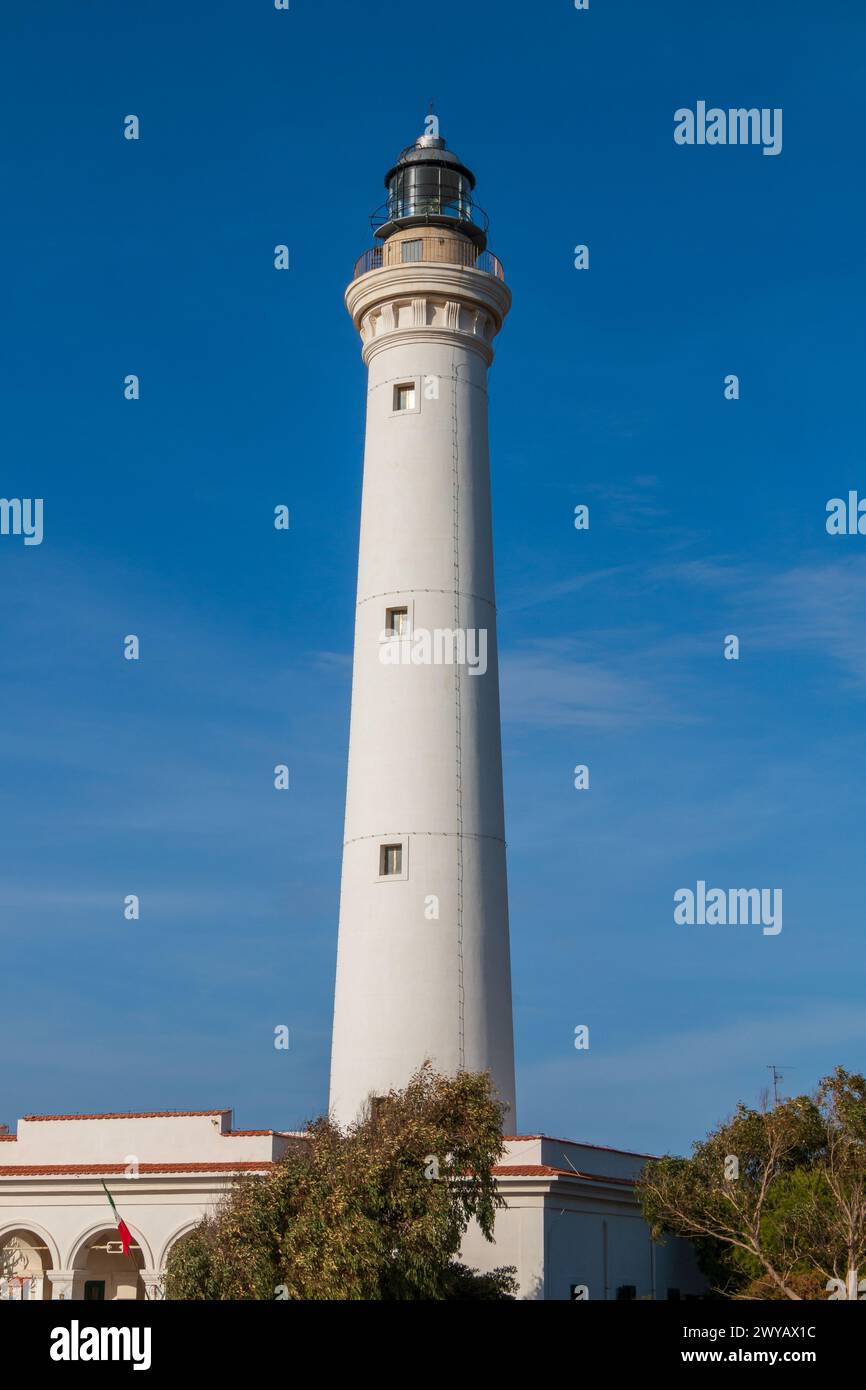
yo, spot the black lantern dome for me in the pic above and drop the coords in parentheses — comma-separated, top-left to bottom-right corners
(372, 130, 488, 251)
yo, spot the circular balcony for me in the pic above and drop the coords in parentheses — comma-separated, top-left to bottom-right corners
(371, 192, 489, 248)
(353, 237, 504, 282)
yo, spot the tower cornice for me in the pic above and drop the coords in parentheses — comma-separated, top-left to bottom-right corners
(345, 264, 512, 367)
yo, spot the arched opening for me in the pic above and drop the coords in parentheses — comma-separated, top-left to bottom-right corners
(0, 1228, 54, 1300)
(72, 1227, 146, 1302)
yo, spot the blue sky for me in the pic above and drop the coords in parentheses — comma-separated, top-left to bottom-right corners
(2, 0, 865, 1155)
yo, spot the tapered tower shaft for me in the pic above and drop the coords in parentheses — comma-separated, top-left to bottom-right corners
(329, 127, 515, 1128)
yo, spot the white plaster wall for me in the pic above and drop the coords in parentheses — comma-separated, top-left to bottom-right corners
(500, 1136, 649, 1181)
(8, 1114, 279, 1165)
(540, 1136, 649, 1181)
(462, 1188, 706, 1301)
(546, 1204, 654, 1301)
(543, 1201, 705, 1301)
(461, 1197, 546, 1300)
(330, 262, 516, 1128)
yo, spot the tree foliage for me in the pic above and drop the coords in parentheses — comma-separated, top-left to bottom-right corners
(165, 1066, 516, 1300)
(637, 1067, 866, 1300)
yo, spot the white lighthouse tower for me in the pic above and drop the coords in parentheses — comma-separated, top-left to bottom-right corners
(329, 123, 516, 1128)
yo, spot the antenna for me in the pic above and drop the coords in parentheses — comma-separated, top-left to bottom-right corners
(767, 1064, 792, 1107)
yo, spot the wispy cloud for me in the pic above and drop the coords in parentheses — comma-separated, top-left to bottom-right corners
(501, 566, 629, 615)
(652, 555, 866, 690)
(501, 639, 689, 730)
(583, 474, 669, 528)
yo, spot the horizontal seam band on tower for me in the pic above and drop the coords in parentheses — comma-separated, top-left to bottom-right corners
(342, 831, 506, 848)
(368, 373, 488, 398)
(358, 588, 496, 609)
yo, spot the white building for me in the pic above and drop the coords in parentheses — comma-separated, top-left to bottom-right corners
(465, 1135, 704, 1300)
(0, 1110, 702, 1300)
(0, 125, 704, 1301)
(0, 1110, 301, 1300)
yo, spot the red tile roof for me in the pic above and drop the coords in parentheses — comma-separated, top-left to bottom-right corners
(493, 1164, 563, 1177)
(223, 1130, 307, 1139)
(0, 1159, 629, 1185)
(493, 1164, 634, 1186)
(0, 1162, 273, 1177)
(21, 1110, 231, 1122)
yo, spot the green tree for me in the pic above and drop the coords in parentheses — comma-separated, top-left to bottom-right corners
(637, 1067, 866, 1300)
(165, 1066, 516, 1300)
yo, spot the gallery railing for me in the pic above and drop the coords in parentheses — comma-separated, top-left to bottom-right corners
(352, 240, 504, 281)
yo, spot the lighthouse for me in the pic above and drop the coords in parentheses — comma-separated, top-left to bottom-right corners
(329, 123, 516, 1128)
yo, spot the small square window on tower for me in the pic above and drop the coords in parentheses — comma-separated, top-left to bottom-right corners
(394, 382, 417, 412)
(401, 239, 423, 263)
(385, 606, 409, 637)
(379, 843, 402, 877)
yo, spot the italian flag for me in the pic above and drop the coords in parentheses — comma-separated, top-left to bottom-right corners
(101, 1180, 133, 1256)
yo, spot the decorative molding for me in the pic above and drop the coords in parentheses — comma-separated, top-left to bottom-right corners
(345, 262, 511, 366)
(361, 325, 496, 367)
(353, 290, 503, 366)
